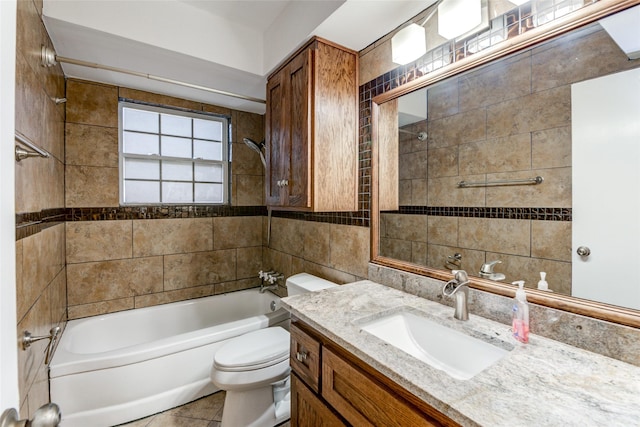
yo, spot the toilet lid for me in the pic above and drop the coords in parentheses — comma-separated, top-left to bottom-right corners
(214, 327, 290, 371)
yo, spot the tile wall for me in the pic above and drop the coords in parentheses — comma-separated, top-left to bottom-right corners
(63, 80, 267, 318)
(15, 0, 67, 419)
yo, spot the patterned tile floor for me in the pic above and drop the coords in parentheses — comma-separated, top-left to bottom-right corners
(115, 391, 291, 427)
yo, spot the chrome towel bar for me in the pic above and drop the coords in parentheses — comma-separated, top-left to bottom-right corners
(457, 176, 544, 188)
(15, 132, 50, 162)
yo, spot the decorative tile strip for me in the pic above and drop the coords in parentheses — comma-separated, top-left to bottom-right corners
(386, 206, 572, 221)
(16, 208, 67, 240)
(66, 205, 267, 221)
(271, 210, 369, 227)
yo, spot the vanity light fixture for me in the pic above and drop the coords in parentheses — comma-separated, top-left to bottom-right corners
(391, 23, 427, 65)
(438, 0, 482, 40)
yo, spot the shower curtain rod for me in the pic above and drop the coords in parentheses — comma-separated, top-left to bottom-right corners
(48, 50, 266, 105)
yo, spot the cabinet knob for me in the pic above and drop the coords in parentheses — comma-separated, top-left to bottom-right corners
(283, 180, 289, 186)
(296, 351, 307, 362)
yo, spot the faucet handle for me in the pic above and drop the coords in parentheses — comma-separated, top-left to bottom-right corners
(451, 270, 469, 284)
(480, 260, 501, 274)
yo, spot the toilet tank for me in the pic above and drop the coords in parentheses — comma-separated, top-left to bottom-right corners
(285, 273, 338, 296)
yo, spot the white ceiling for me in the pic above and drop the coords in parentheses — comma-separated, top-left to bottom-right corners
(42, 0, 434, 114)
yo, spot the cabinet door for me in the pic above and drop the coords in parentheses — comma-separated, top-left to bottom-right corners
(292, 374, 346, 427)
(322, 348, 446, 427)
(284, 47, 311, 208)
(266, 68, 287, 206)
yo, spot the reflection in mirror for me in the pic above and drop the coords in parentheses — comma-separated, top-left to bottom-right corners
(377, 5, 640, 312)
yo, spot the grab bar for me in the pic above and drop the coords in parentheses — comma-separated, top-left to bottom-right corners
(15, 131, 50, 162)
(457, 176, 543, 188)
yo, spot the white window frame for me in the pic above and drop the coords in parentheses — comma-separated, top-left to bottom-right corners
(118, 102, 230, 205)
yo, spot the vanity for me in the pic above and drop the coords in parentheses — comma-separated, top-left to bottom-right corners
(282, 281, 640, 426)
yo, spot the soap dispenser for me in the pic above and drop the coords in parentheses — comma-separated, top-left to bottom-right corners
(511, 281, 529, 343)
(537, 272, 551, 291)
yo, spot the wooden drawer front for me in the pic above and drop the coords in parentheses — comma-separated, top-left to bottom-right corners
(292, 373, 346, 427)
(322, 348, 444, 427)
(290, 323, 321, 392)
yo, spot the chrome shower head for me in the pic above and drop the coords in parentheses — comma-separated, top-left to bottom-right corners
(242, 138, 266, 168)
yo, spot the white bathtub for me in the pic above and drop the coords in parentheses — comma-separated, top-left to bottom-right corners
(50, 289, 289, 427)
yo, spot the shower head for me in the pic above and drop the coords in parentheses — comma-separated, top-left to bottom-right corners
(242, 138, 266, 168)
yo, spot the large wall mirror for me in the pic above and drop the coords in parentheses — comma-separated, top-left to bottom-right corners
(372, 0, 640, 327)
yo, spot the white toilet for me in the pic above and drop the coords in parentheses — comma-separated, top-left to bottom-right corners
(210, 273, 338, 427)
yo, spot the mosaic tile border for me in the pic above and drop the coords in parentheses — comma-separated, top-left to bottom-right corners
(271, 210, 368, 226)
(16, 206, 266, 240)
(388, 206, 572, 221)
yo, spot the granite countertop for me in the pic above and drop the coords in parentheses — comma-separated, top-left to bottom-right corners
(281, 280, 640, 427)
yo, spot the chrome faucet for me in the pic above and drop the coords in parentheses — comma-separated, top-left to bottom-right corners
(479, 260, 506, 281)
(442, 270, 470, 321)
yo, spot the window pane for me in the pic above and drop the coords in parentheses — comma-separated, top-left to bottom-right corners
(163, 161, 192, 181)
(124, 180, 160, 203)
(124, 158, 159, 180)
(161, 114, 191, 137)
(194, 119, 222, 141)
(195, 163, 223, 182)
(194, 140, 222, 161)
(161, 136, 192, 158)
(123, 131, 159, 155)
(162, 182, 192, 203)
(123, 108, 158, 133)
(195, 183, 223, 203)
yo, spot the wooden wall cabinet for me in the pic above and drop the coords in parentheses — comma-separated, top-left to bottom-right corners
(265, 37, 358, 212)
(290, 320, 460, 427)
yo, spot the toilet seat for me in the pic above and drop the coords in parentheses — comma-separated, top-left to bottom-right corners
(214, 327, 290, 372)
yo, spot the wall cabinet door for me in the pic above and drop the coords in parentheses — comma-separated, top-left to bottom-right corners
(265, 37, 358, 212)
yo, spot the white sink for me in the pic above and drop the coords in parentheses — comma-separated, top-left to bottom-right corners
(360, 311, 512, 380)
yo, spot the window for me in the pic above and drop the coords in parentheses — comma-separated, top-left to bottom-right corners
(119, 102, 229, 205)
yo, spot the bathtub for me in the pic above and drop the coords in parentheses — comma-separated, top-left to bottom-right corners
(49, 289, 289, 427)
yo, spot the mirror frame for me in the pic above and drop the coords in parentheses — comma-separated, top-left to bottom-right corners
(371, 0, 640, 329)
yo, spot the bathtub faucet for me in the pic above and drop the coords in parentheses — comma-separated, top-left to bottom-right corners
(259, 270, 284, 293)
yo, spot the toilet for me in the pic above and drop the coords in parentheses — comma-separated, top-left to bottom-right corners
(210, 273, 338, 427)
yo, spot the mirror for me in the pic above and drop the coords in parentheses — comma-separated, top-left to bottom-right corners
(372, 0, 640, 327)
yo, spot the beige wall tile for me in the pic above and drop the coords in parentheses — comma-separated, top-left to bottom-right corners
(215, 278, 261, 295)
(532, 28, 636, 93)
(202, 104, 232, 117)
(491, 252, 571, 294)
(66, 80, 118, 127)
(427, 244, 485, 274)
(68, 298, 134, 320)
(237, 246, 262, 280)
(411, 241, 428, 266)
(427, 216, 458, 246)
(379, 238, 412, 263)
(359, 38, 394, 84)
(532, 126, 571, 169)
(486, 86, 571, 138)
(135, 286, 215, 309)
(428, 108, 486, 148)
(399, 150, 428, 181)
(15, 50, 45, 148)
(302, 261, 358, 284)
(233, 110, 264, 148)
(214, 216, 261, 249)
(49, 268, 67, 325)
(16, 150, 65, 212)
(27, 365, 50, 420)
(263, 248, 294, 279)
(164, 250, 236, 290)
(459, 217, 531, 256)
(66, 220, 132, 263)
(427, 79, 459, 120)
(383, 214, 427, 242)
(302, 221, 331, 265)
(67, 257, 163, 305)
(269, 218, 304, 255)
(428, 175, 486, 206)
(66, 123, 119, 167)
(119, 87, 202, 111)
(65, 165, 119, 207)
(459, 133, 531, 175)
(329, 224, 370, 278)
(531, 220, 572, 262)
(486, 167, 571, 207)
(17, 290, 51, 400)
(459, 53, 531, 111)
(235, 174, 264, 206)
(427, 146, 458, 178)
(43, 97, 65, 161)
(133, 218, 213, 256)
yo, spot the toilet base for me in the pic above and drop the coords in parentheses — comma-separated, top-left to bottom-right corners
(221, 378, 290, 427)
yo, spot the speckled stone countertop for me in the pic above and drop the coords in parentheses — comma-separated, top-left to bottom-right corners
(281, 281, 640, 427)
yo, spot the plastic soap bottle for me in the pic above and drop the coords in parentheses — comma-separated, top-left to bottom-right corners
(537, 272, 550, 291)
(511, 281, 529, 344)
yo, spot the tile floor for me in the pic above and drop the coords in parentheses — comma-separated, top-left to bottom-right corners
(115, 391, 291, 427)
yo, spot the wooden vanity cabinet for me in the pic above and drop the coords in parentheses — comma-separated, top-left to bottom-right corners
(290, 320, 460, 427)
(265, 37, 358, 211)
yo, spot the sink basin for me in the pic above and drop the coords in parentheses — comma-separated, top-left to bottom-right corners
(360, 311, 511, 380)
